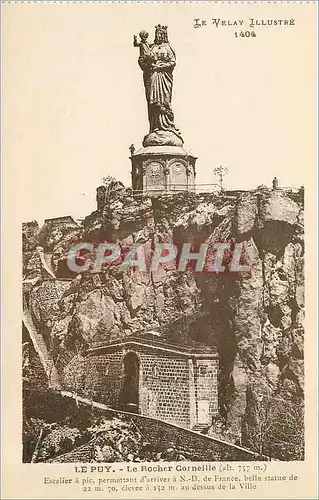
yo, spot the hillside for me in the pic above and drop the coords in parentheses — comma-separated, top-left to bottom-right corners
(22, 183, 304, 460)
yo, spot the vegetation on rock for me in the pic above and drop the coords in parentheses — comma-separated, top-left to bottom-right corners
(22, 185, 305, 460)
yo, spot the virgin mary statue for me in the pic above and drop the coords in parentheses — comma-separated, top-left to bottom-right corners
(135, 25, 183, 147)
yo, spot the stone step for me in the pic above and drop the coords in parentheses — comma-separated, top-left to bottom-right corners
(36, 247, 56, 279)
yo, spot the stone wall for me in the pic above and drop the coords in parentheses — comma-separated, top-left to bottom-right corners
(194, 359, 219, 425)
(139, 351, 191, 427)
(125, 409, 261, 461)
(44, 216, 77, 229)
(23, 324, 49, 395)
(53, 394, 262, 462)
(81, 346, 219, 430)
(30, 280, 71, 323)
(84, 351, 124, 406)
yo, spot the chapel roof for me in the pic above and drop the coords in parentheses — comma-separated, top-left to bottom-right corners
(87, 330, 217, 358)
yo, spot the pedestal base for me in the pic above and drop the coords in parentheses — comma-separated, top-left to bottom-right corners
(143, 130, 183, 148)
(130, 146, 197, 196)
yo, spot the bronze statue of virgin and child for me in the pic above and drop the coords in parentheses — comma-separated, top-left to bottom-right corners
(133, 25, 183, 147)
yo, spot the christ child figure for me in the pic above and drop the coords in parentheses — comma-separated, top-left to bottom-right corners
(133, 30, 155, 69)
(134, 30, 152, 56)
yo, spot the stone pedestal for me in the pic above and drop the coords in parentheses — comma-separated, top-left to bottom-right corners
(130, 146, 197, 195)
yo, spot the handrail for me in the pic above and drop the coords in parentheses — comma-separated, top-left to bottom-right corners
(129, 185, 303, 197)
(58, 390, 269, 460)
(130, 183, 221, 196)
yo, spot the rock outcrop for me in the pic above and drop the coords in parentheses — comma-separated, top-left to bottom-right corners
(22, 185, 304, 455)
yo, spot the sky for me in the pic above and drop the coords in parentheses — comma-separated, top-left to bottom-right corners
(3, 2, 316, 223)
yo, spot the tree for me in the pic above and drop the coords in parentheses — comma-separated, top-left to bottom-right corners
(213, 166, 229, 191)
(243, 392, 304, 460)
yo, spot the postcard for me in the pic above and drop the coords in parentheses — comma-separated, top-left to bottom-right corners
(1, 1, 317, 499)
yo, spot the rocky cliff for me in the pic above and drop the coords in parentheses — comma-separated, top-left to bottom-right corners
(22, 184, 304, 458)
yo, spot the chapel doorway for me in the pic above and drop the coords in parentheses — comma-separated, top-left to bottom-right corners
(119, 352, 140, 413)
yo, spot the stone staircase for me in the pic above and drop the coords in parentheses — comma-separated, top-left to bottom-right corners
(36, 247, 56, 279)
(23, 308, 61, 390)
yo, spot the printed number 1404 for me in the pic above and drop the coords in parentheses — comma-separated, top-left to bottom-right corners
(235, 31, 257, 38)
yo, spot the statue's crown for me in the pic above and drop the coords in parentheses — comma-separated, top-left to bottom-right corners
(155, 24, 168, 34)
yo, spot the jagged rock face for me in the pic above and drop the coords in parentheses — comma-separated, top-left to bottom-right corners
(22, 187, 304, 448)
(23, 221, 40, 275)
